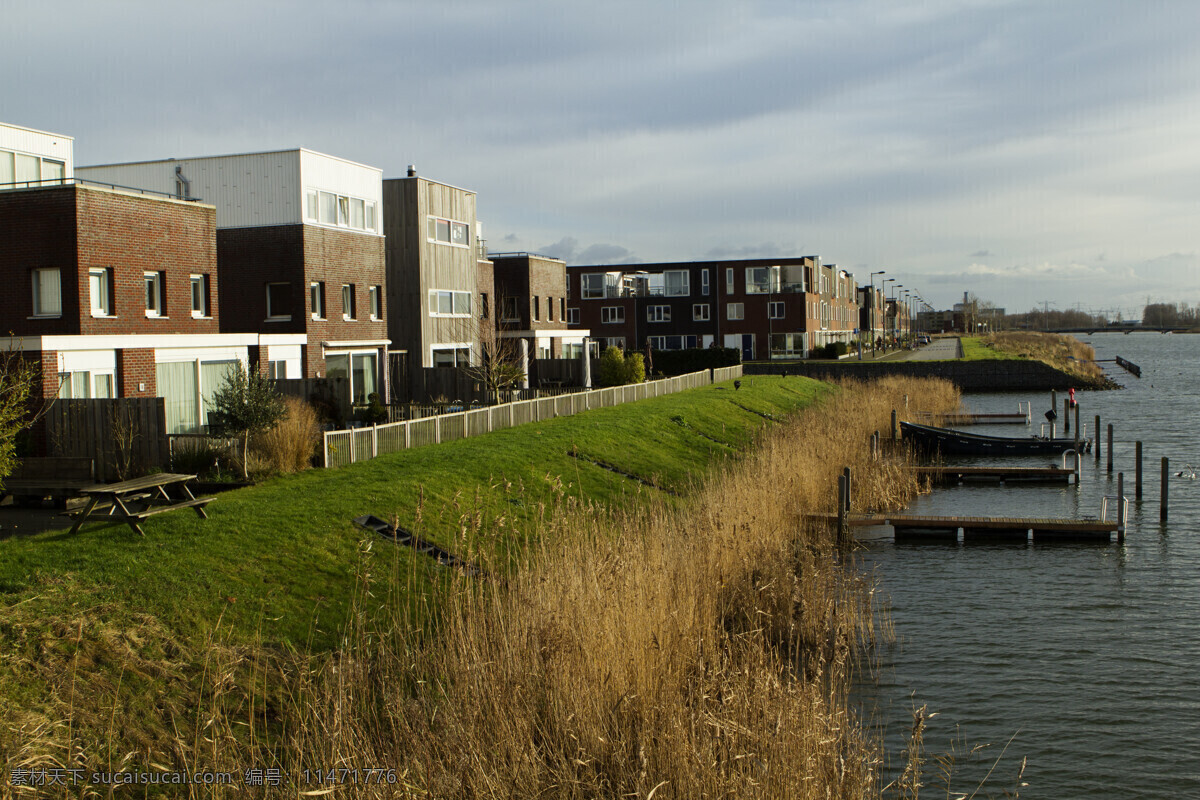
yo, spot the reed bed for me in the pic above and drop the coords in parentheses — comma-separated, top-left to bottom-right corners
(265, 376, 959, 799)
(1, 376, 960, 799)
(982, 332, 1104, 382)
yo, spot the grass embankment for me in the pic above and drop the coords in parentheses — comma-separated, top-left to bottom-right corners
(1, 375, 960, 797)
(963, 331, 1107, 384)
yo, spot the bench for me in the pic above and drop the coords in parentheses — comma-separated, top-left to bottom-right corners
(2, 457, 96, 507)
(68, 473, 213, 536)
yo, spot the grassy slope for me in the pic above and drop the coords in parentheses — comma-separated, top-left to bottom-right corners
(0, 377, 827, 656)
(960, 336, 1021, 360)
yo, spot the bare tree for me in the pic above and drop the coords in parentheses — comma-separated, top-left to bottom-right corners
(465, 318, 526, 404)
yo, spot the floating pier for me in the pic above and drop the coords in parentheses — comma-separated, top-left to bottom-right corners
(808, 511, 1123, 543)
(914, 465, 1076, 485)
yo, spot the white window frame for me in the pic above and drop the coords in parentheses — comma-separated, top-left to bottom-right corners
(532, 296, 540, 322)
(726, 268, 735, 295)
(426, 216, 471, 248)
(745, 266, 781, 295)
(369, 285, 381, 320)
(693, 304, 710, 321)
(567, 307, 580, 325)
(90, 268, 112, 317)
(305, 187, 378, 233)
(310, 281, 326, 320)
(266, 282, 292, 321)
(769, 301, 785, 319)
(727, 303, 744, 321)
(428, 290, 472, 318)
(144, 272, 164, 318)
(190, 274, 210, 318)
(647, 305, 671, 323)
(601, 306, 625, 324)
(663, 270, 690, 297)
(701, 269, 710, 296)
(581, 273, 607, 299)
(31, 268, 62, 318)
(342, 283, 357, 321)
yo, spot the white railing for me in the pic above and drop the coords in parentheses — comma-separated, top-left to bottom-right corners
(322, 365, 743, 468)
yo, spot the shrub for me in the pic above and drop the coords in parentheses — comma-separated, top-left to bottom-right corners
(597, 346, 629, 387)
(252, 396, 321, 473)
(624, 352, 646, 384)
(170, 437, 237, 479)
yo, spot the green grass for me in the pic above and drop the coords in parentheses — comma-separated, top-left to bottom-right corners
(959, 336, 1022, 360)
(0, 376, 827, 655)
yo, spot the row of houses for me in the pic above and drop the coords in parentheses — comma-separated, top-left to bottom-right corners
(3, 120, 912, 437)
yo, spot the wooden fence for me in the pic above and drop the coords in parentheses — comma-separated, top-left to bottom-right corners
(45, 398, 170, 482)
(322, 366, 741, 469)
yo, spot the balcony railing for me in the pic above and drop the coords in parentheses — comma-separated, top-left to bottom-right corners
(0, 176, 201, 202)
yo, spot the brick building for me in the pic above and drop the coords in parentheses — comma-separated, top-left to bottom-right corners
(490, 253, 588, 361)
(1, 121, 304, 434)
(565, 256, 858, 361)
(77, 148, 388, 407)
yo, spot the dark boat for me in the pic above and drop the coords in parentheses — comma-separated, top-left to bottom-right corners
(900, 421, 1090, 456)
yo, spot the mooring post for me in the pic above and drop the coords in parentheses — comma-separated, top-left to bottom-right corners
(1116, 472, 1125, 543)
(1094, 414, 1101, 461)
(1064, 398, 1071, 434)
(1135, 441, 1144, 500)
(1107, 424, 1114, 474)
(843, 466, 852, 512)
(891, 410, 898, 441)
(836, 475, 848, 549)
(1074, 403, 1080, 450)
(1161, 457, 1169, 521)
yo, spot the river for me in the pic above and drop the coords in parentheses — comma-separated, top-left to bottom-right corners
(861, 332, 1200, 798)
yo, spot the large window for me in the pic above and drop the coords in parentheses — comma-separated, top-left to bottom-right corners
(428, 290, 472, 317)
(648, 335, 698, 351)
(305, 188, 378, 233)
(426, 216, 470, 247)
(156, 359, 239, 434)
(693, 304, 710, 321)
(32, 268, 61, 317)
(326, 352, 379, 405)
(745, 266, 781, 294)
(769, 301, 785, 319)
(0, 148, 64, 188)
(727, 303, 744, 321)
(57, 370, 115, 399)
(601, 306, 624, 324)
(144, 272, 165, 317)
(90, 268, 113, 317)
(581, 273, 608, 299)
(647, 305, 671, 323)
(266, 282, 292, 320)
(663, 270, 690, 297)
(432, 347, 471, 367)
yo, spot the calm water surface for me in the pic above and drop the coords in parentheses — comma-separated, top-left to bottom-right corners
(861, 333, 1200, 798)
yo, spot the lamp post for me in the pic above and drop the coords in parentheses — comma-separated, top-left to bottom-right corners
(883, 279, 896, 350)
(869, 271, 884, 357)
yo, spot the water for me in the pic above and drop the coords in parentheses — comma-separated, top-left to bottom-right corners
(861, 333, 1200, 798)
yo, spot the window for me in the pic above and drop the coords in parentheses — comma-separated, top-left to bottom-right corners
(144, 272, 165, 317)
(502, 296, 519, 321)
(268, 361, 289, 379)
(693, 304, 710, 321)
(306, 188, 378, 233)
(547, 297, 554, 321)
(0, 148, 64, 188)
(31, 268, 61, 317)
(426, 216, 471, 246)
(648, 335, 698, 351)
(663, 270, 690, 297)
(532, 296, 540, 321)
(191, 274, 210, 317)
(310, 281, 326, 319)
(567, 307, 579, 325)
(480, 293, 489, 319)
(428, 290, 472, 317)
(342, 284, 356, 320)
(581, 273, 607, 299)
(745, 266, 781, 294)
(726, 268, 735, 294)
(647, 305, 671, 323)
(326, 352, 379, 405)
(560, 298, 566, 320)
(369, 285, 381, 320)
(266, 282, 292, 320)
(601, 306, 625, 324)
(89, 268, 112, 317)
(432, 347, 471, 367)
(701, 269, 710, 296)
(598, 337, 626, 351)
(769, 301, 785, 319)
(727, 303, 744, 321)
(562, 342, 583, 359)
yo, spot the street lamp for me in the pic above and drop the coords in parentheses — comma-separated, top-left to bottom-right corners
(868, 271, 884, 357)
(883, 279, 897, 348)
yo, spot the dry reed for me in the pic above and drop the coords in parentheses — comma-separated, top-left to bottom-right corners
(984, 332, 1105, 383)
(251, 396, 321, 474)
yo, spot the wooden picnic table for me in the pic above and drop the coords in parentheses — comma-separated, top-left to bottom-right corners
(68, 473, 213, 536)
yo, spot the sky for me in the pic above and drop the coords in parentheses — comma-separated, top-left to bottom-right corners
(6, 0, 1200, 319)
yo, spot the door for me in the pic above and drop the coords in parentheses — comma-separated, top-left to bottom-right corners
(740, 334, 755, 361)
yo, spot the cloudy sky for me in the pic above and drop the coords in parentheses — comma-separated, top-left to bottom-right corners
(6, 0, 1200, 318)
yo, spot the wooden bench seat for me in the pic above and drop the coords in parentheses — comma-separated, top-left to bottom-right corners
(125, 496, 214, 521)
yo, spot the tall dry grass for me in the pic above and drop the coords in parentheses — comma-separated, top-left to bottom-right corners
(984, 332, 1105, 383)
(261, 376, 959, 798)
(251, 396, 321, 473)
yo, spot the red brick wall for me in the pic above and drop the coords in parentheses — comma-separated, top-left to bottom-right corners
(116, 348, 156, 398)
(216, 224, 387, 378)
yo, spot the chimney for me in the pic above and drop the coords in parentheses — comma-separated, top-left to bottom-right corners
(407, 165, 417, 177)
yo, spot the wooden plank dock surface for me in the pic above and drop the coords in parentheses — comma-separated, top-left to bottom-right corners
(916, 412, 1030, 425)
(806, 512, 1122, 542)
(915, 466, 1075, 484)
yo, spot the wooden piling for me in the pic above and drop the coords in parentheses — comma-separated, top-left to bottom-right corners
(1116, 472, 1125, 543)
(1064, 398, 1071, 434)
(843, 466, 852, 512)
(1107, 424, 1113, 474)
(836, 475, 848, 549)
(1074, 403, 1080, 450)
(1136, 441, 1143, 500)
(1094, 414, 1101, 461)
(891, 410, 898, 441)
(1161, 457, 1169, 521)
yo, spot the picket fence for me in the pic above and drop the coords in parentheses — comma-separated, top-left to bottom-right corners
(322, 366, 743, 469)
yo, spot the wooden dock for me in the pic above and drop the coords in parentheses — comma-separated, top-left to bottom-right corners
(915, 466, 1075, 485)
(807, 512, 1123, 543)
(919, 412, 1030, 425)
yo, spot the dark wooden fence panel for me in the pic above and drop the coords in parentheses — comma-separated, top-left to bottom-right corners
(45, 398, 169, 482)
(530, 358, 582, 387)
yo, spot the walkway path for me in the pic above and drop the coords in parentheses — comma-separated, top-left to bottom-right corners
(893, 337, 963, 361)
